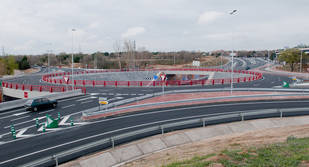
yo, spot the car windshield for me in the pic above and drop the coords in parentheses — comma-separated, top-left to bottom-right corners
(25, 100, 33, 105)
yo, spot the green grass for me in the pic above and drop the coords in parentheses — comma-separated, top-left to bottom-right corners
(162, 136, 309, 167)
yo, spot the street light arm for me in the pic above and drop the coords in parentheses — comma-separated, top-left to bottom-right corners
(230, 10, 237, 15)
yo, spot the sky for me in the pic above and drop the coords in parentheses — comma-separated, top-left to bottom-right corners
(1, 0, 309, 55)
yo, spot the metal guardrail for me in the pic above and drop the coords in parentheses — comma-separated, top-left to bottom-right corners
(82, 88, 309, 117)
(20, 106, 309, 167)
(0, 90, 83, 112)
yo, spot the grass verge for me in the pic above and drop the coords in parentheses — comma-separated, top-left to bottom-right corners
(162, 136, 309, 167)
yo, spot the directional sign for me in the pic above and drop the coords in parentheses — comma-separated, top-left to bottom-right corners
(99, 97, 108, 105)
(153, 75, 158, 80)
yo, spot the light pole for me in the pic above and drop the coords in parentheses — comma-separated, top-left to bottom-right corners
(71, 29, 76, 90)
(230, 9, 237, 95)
(300, 49, 303, 73)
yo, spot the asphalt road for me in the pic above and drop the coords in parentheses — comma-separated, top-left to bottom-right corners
(1, 99, 309, 166)
(0, 57, 296, 166)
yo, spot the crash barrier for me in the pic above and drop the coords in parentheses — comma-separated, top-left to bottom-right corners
(0, 90, 83, 112)
(41, 68, 263, 87)
(82, 91, 309, 119)
(20, 106, 309, 167)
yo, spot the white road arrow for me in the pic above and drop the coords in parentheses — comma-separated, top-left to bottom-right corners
(16, 128, 35, 138)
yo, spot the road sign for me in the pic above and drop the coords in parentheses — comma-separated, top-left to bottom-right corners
(63, 76, 69, 83)
(192, 61, 200, 67)
(99, 97, 108, 105)
(24, 92, 28, 98)
(153, 75, 158, 80)
(160, 72, 166, 81)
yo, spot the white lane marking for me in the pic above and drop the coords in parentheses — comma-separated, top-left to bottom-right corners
(0, 111, 231, 165)
(58, 95, 91, 102)
(38, 109, 55, 115)
(0, 115, 17, 120)
(90, 93, 99, 96)
(13, 112, 29, 116)
(108, 97, 124, 102)
(11, 116, 30, 122)
(62, 104, 75, 109)
(32, 116, 45, 121)
(0, 108, 25, 117)
(59, 116, 70, 126)
(0, 99, 308, 164)
(76, 97, 91, 102)
(37, 126, 65, 132)
(4, 119, 34, 129)
(16, 128, 34, 138)
(81, 100, 94, 104)
(58, 115, 87, 126)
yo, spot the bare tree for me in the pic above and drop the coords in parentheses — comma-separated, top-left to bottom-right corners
(123, 40, 136, 69)
(113, 40, 122, 69)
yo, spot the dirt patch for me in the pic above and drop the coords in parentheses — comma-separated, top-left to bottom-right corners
(120, 125, 309, 167)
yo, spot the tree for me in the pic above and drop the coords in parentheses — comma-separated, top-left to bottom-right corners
(278, 48, 300, 72)
(0, 58, 7, 76)
(113, 41, 122, 69)
(5, 56, 18, 75)
(18, 56, 30, 70)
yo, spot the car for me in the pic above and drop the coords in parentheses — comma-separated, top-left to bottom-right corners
(24, 98, 58, 112)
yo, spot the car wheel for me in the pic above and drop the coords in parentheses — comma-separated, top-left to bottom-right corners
(53, 103, 57, 108)
(33, 107, 38, 112)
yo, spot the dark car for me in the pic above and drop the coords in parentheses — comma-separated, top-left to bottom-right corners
(24, 98, 58, 112)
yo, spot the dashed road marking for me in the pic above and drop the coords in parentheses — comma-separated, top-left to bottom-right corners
(38, 109, 55, 115)
(11, 116, 30, 122)
(13, 112, 29, 116)
(62, 104, 76, 109)
(81, 100, 94, 104)
(76, 97, 93, 102)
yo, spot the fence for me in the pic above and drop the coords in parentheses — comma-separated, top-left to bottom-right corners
(1, 69, 262, 94)
(41, 68, 263, 87)
(20, 106, 309, 167)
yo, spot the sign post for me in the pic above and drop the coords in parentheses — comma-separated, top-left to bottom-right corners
(160, 72, 166, 95)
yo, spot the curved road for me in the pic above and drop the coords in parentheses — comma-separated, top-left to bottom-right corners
(0, 99, 309, 166)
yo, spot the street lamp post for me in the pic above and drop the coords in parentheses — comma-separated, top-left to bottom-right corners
(230, 9, 237, 95)
(300, 50, 303, 73)
(71, 29, 76, 90)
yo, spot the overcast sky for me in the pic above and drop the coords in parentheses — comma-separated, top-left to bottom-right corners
(1, 0, 309, 55)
